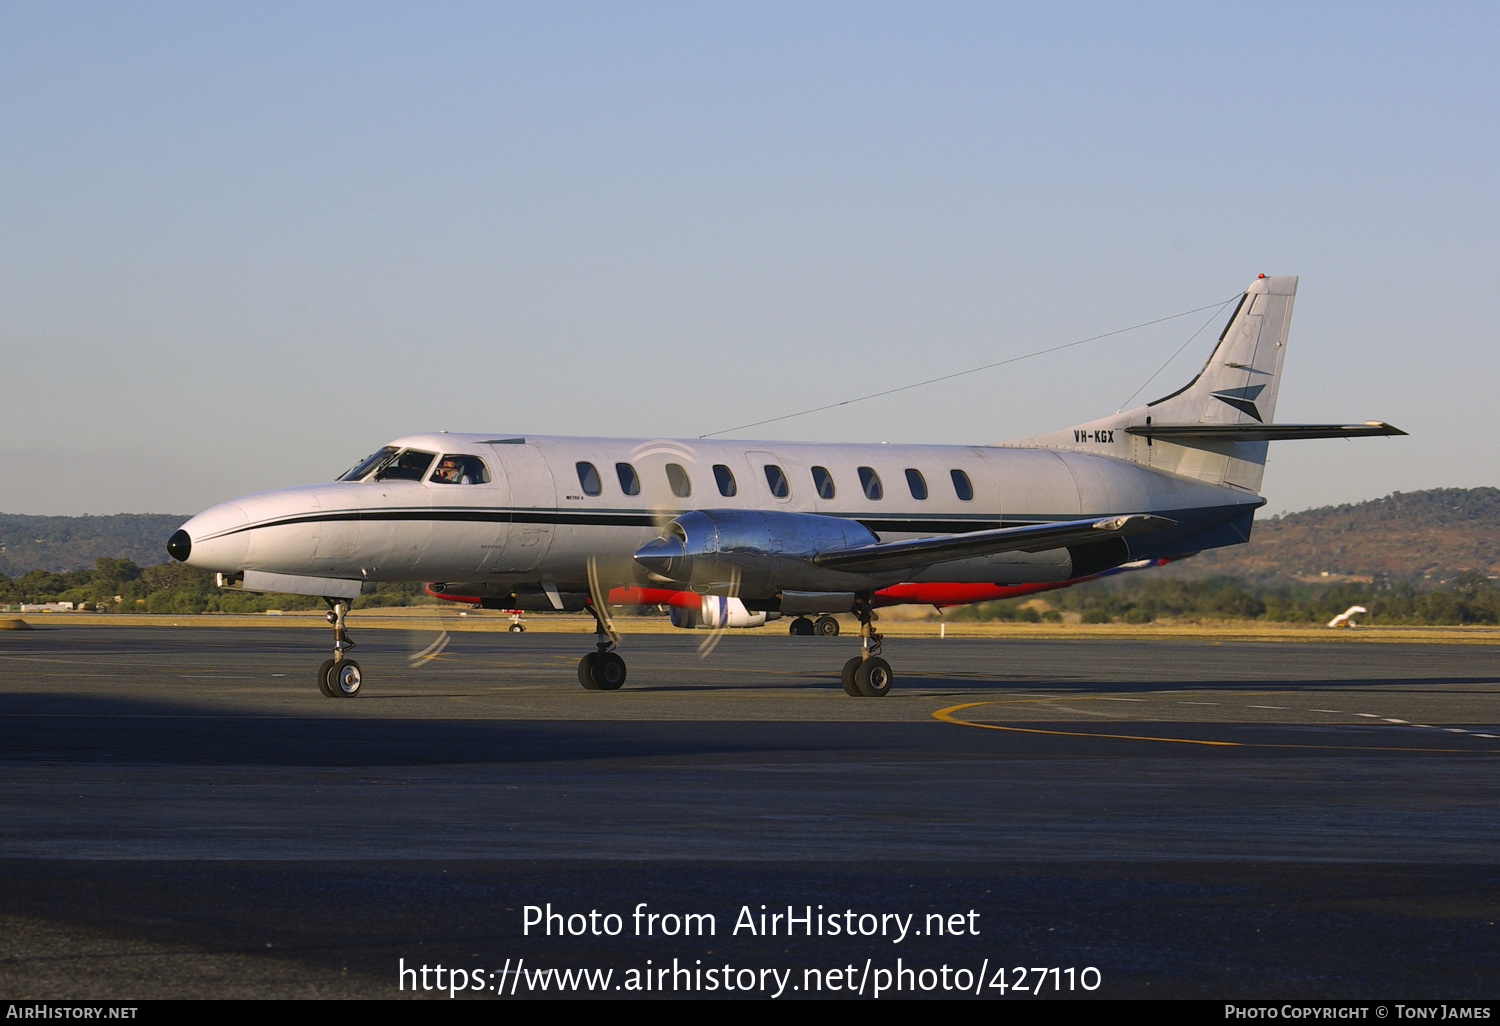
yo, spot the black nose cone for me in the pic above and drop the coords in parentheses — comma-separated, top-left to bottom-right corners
(167, 530, 192, 562)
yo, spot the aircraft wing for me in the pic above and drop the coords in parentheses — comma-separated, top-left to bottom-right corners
(1125, 421, 1406, 442)
(811, 514, 1175, 575)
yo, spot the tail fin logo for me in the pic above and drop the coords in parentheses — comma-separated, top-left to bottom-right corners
(1211, 384, 1267, 422)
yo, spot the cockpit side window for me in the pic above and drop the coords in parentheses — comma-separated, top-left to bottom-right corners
(375, 449, 437, 482)
(339, 446, 399, 481)
(430, 454, 491, 485)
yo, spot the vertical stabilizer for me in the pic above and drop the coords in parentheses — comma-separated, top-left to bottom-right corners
(1003, 275, 1298, 494)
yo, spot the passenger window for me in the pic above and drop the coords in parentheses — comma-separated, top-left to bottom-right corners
(576, 462, 602, 496)
(951, 469, 974, 501)
(905, 469, 928, 500)
(858, 466, 883, 501)
(713, 464, 737, 497)
(811, 466, 835, 500)
(616, 462, 640, 496)
(376, 449, 437, 482)
(430, 454, 491, 485)
(665, 463, 691, 498)
(763, 465, 789, 499)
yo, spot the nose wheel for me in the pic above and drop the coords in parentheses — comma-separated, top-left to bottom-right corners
(317, 598, 361, 698)
(841, 601, 892, 697)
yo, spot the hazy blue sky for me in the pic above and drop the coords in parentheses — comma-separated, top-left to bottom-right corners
(2, 2, 1495, 516)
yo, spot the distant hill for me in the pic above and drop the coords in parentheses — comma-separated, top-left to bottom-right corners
(2, 487, 1497, 586)
(1167, 487, 1500, 585)
(0, 514, 187, 575)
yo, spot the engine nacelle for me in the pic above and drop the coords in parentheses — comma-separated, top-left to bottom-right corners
(668, 595, 781, 630)
(633, 509, 895, 599)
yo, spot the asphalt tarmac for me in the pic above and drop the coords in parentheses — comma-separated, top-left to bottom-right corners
(1, 623, 1497, 999)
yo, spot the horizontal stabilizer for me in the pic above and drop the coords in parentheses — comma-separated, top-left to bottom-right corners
(1126, 421, 1406, 442)
(812, 514, 1175, 575)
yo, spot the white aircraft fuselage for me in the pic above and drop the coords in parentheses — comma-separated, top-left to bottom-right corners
(167, 274, 1402, 697)
(176, 434, 1256, 598)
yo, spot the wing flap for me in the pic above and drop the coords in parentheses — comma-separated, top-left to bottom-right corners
(811, 514, 1175, 575)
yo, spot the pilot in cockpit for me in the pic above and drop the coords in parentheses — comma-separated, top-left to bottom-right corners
(434, 457, 471, 484)
(431, 454, 490, 485)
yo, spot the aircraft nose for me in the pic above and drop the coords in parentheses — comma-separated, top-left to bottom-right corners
(633, 533, 689, 582)
(167, 530, 192, 562)
(171, 503, 250, 571)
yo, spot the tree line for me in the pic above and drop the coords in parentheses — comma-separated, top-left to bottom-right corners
(4, 558, 1498, 625)
(945, 571, 1500, 625)
(0, 558, 429, 613)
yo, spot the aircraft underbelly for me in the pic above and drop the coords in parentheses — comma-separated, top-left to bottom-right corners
(908, 548, 1072, 584)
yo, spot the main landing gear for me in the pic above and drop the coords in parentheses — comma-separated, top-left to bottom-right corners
(839, 600, 891, 698)
(577, 600, 626, 691)
(317, 598, 361, 698)
(789, 615, 841, 636)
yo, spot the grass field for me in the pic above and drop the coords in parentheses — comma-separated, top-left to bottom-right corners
(8, 608, 1500, 644)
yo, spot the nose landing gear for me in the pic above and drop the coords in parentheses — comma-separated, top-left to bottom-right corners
(840, 600, 892, 698)
(318, 598, 361, 698)
(578, 599, 626, 691)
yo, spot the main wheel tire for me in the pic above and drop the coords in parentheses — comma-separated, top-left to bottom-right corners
(814, 616, 840, 637)
(790, 617, 814, 636)
(578, 652, 600, 689)
(509, 623, 525, 633)
(330, 658, 363, 697)
(317, 658, 337, 698)
(855, 656, 893, 698)
(591, 651, 627, 691)
(841, 656, 863, 697)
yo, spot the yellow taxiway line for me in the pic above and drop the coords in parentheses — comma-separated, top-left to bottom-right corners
(932, 701, 1493, 754)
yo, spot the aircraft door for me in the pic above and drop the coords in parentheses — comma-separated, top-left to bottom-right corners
(488, 441, 555, 572)
(745, 450, 797, 507)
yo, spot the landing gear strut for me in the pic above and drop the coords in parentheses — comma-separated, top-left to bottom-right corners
(840, 600, 891, 698)
(578, 600, 626, 691)
(318, 598, 361, 698)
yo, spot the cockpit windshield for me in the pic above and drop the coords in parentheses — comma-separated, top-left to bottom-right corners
(377, 449, 438, 481)
(339, 446, 398, 481)
(337, 447, 437, 483)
